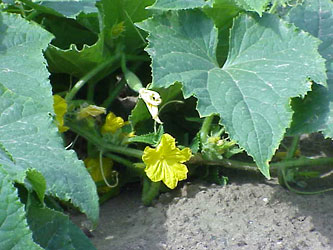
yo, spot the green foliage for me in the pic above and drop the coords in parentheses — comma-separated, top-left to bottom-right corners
(0, 12, 98, 248)
(138, 10, 326, 177)
(148, 0, 213, 10)
(43, 0, 153, 80)
(1, 0, 333, 245)
(97, 0, 154, 51)
(286, 0, 333, 138)
(46, 41, 108, 78)
(21, 0, 97, 17)
(0, 168, 43, 250)
(27, 199, 95, 250)
(234, 0, 270, 15)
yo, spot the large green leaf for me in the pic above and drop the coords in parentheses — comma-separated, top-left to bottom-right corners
(42, 16, 98, 50)
(235, 0, 269, 15)
(45, 0, 153, 78)
(46, 39, 108, 78)
(204, 0, 244, 65)
(21, 0, 97, 18)
(0, 168, 43, 250)
(27, 202, 96, 250)
(0, 13, 99, 223)
(138, 10, 326, 177)
(148, 0, 213, 10)
(97, 0, 154, 52)
(285, 0, 333, 138)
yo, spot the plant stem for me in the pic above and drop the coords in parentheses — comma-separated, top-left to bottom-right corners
(66, 119, 143, 159)
(159, 100, 184, 114)
(200, 115, 214, 142)
(286, 135, 300, 159)
(269, 0, 279, 14)
(126, 54, 150, 62)
(280, 167, 333, 195)
(25, 10, 39, 21)
(65, 55, 121, 102)
(102, 79, 126, 109)
(104, 152, 143, 175)
(99, 151, 119, 188)
(87, 81, 97, 103)
(188, 154, 333, 176)
(142, 178, 161, 206)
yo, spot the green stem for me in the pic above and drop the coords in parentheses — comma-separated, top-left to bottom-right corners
(142, 178, 161, 206)
(99, 151, 119, 188)
(17, 2, 26, 17)
(126, 54, 150, 62)
(65, 55, 121, 102)
(269, 0, 279, 14)
(123, 10, 146, 45)
(286, 135, 300, 159)
(159, 100, 184, 114)
(25, 10, 39, 21)
(278, 135, 300, 186)
(271, 157, 333, 170)
(200, 115, 215, 142)
(281, 167, 333, 195)
(188, 154, 333, 176)
(66, 119, 143, 159)
(102, 79, 126, 109)
(87, 81, 97, 103)
(104, 152, 144, 175)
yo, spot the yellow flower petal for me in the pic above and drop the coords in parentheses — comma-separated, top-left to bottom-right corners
(84, 157, 113, 194)
(142, 133, 192, 189)
(77, 105, 106, 119)
(139, 88, 163, 124)
(101, 112, 125, 134)
(111, 21, 125, 38)
(53, 95, 69, 132)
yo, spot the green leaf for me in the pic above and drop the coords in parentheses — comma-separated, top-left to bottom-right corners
(0, 168, 43, 250)
(46, 0, 153, 78)
(138, 10, 326, 177)
(204, 0, 243, 64)
(285, 0, 333, 138)
(235, 0, 269, 15)
(42, 16, 98, 50)
(97, 0, 154, 52)
(46, 39, 109, 78)
(128, 126, 164, 146)
(76, 12, 100, 33)
(25, 169, 47, 203)
(22, 0, 97, 18)
(27, 201, 95, 250)
(0, 13, 99, 223)
(148, 0, 213, 10)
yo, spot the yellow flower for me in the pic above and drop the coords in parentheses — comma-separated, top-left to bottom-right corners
(101, 112, 125, 134)
(53, 95, 69, 132)
(127, 131, 135, 138)
(77, 105, 106, 120)
(142, 134, 192, 189)
(111, 21, 125, 38)
(84, 157, 113, 194)
(139, 88, 163, 124)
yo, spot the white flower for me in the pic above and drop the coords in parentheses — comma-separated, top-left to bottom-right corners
(139, 88, 163, 124)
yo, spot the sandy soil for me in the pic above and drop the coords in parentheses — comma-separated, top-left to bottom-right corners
(72, 134, 333, 250)
(72, 174, 333, 250)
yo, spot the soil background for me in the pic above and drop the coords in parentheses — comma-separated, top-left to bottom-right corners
(72, 134, 333, 250)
